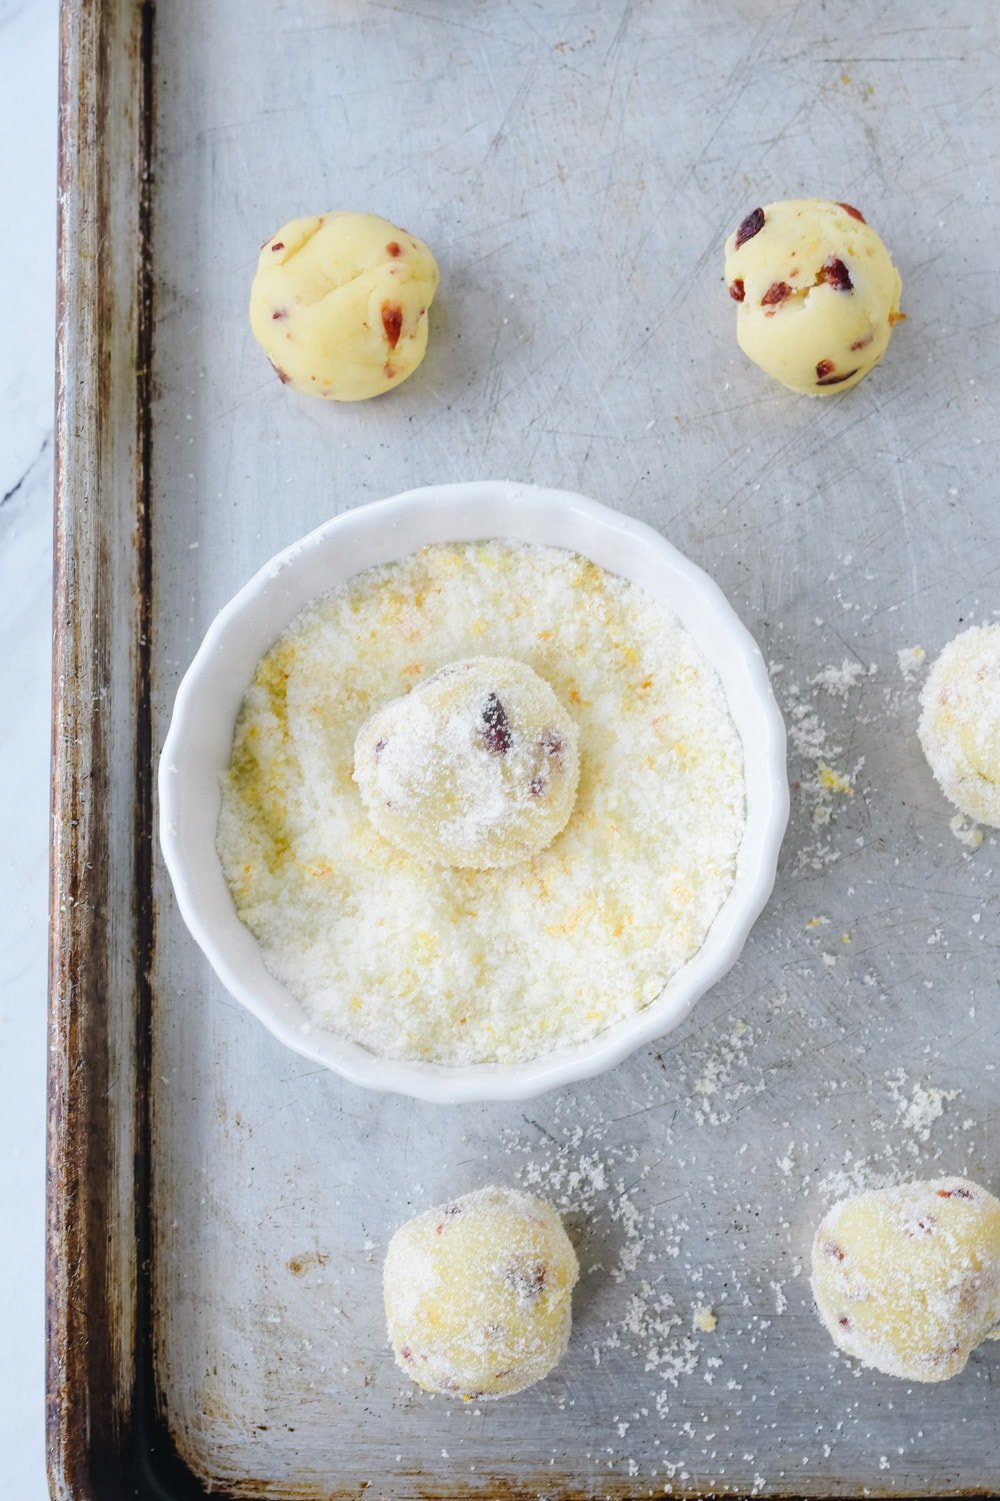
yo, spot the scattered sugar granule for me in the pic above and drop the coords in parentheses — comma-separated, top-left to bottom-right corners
(688, 1021, 758, 1125)
(885, 1071, 959, 1143)
(896, 645, 925, 679)
(816, 763, 853, 798)
(810, 659, 871, 698)
(949, 812, 983, 850)
(783, 676, 863, 852)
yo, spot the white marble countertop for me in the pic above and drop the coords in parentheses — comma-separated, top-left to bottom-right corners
(0, 0, 58, 1495)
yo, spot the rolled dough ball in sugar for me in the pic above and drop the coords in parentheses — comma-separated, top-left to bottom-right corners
(384, 1186, 579, 1398)
(354, 657, 580, 869)
(724, 198, 903, 395)
(249, 211, 439, 401)
(918, 623, 1000, 828)
(811, 1178, 1000, 1381)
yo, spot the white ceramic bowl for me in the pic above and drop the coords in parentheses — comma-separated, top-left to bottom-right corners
(159, 481, 788, 1103)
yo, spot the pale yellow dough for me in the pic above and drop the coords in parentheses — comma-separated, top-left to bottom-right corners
(383, 1186, 579, 1399)
(724, 198, 903, 395)
(354, 657, 580, 869)
(811, 1178, 1000, 1381)
(918, 623, 1000, 828)
(249, 211, 439, 401)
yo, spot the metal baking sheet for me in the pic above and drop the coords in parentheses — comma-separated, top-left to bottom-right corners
(50, 0, 1000, 1496)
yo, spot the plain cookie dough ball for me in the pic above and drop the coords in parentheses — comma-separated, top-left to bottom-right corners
(811, 1178, 1000, 1381)
(383, 1186, 579, 1398)
(724, 198, 903, 395)
(354, 657, 580, 869)
(918, 623, 1000, 828)
(249, 211, 439, 401)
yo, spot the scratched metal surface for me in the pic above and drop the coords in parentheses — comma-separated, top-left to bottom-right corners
(149, 1, 1000, 1495)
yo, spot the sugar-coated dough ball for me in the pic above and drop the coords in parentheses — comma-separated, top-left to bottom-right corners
(724, 198, 903, 395)
(383, 1186, 579, 1398)
(811, 1178, 1000, 1381)
(249, 212, 439, 401)
(918, 623, 1000, 828)
(354, 657, 580, 869)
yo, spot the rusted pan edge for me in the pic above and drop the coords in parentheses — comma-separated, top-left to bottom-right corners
(47, 0, 154, 1497)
